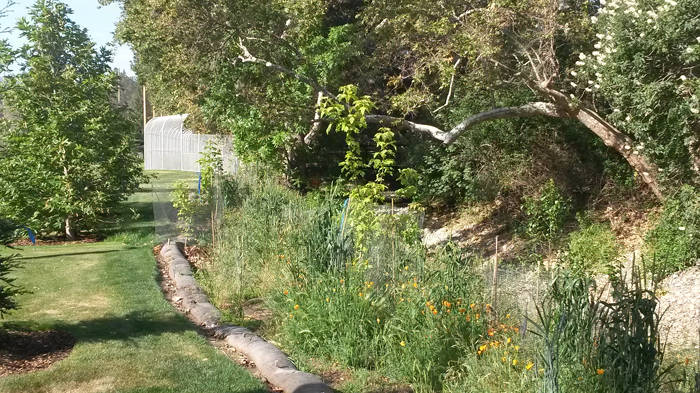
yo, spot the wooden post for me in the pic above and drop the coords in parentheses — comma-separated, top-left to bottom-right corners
(391, 198, 396, 281)
(142, 85, 147, 131)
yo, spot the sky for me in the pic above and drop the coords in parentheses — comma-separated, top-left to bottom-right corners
(1, 0, 134, 75)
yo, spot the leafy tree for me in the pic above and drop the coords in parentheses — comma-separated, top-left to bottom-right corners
(0, 0, 146, 239)
(109, 0, 364, 171)
(112, 0, 697, 198)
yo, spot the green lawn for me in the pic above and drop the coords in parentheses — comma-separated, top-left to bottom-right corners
(0, 171, 266, 393)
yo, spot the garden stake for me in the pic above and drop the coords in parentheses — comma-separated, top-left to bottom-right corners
(492, 235, 499, 318)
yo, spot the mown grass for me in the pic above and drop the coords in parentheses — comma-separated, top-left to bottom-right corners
(0, 170, 266, 393)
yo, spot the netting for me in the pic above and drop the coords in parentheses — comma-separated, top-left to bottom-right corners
(144, 114, 238, 172)
(146, 113, 240, 244)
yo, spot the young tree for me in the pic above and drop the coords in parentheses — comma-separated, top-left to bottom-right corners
(0, 219, 22, 318)
(0, 0, 146, 239)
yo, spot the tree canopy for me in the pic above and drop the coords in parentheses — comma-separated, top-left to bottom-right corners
(111, 0, 698, 198)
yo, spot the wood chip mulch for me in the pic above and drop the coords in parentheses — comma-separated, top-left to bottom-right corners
(0, 329, 75, 376)
(10, 235, 99, 247)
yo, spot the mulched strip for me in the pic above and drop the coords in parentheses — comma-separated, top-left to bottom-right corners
(0, 330, 75, 376)
(10, 236, 99, 247)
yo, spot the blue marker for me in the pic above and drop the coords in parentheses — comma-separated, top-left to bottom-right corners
(24, 226, 36, 245)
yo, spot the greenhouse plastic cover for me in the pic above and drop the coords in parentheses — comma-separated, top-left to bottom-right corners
(144, 114, 238, 173)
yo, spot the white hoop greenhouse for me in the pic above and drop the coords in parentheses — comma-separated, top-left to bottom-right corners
(143, 114, 238, 172)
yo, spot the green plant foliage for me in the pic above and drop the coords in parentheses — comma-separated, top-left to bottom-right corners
(530, 267, 681, 393)
(0, 0, 145, 238)
(320, 84, 376, 182)
(645, 185, 699, 276)
(170, 143, 236, 243)
(0, 218, 23, 318)
(396, 168, 420, 201)
(564, 215, 620, 275)
(521, 180, 572, 244)
(595, 266, 670, 393)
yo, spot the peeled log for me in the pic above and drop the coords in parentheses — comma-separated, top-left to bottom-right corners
(160, 243, 331, 393)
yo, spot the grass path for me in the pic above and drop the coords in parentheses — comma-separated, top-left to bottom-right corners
(0, 171, 266, 393)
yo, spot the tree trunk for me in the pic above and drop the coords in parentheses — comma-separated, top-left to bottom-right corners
(575, 109, 663, 199)
(65, 216, 77, 240)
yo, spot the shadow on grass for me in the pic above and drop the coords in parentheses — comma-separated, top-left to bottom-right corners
(18, 248, 139, 260)
(2, 310, 194, 344)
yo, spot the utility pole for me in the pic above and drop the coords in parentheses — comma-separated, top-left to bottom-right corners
(142, 85, 147, 131)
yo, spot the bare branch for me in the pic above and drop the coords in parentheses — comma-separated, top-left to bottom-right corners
(433, 57, 462, 114)
(236, 38, 338, 101)
(303, 91, 324, 145)
(367, 102, 565, 145)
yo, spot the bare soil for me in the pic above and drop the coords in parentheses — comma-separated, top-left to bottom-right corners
(0, 329, 75, 376)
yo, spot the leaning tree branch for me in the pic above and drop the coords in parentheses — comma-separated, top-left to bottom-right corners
(367, 102, 564, 144)
(236, 38, 338, 101)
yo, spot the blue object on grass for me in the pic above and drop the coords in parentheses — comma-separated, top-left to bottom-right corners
(23, 226, 36, 245)
(197, 172, 202, 195)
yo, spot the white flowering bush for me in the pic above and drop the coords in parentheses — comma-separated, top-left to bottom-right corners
(566, 0, 700, 182)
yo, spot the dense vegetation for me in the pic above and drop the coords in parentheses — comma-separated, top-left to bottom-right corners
(111, 0, 698, 197)
(192, 168, 696, 393)
(110, 0, 697, 391)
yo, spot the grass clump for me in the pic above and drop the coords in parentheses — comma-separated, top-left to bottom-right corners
(563, 215, 620, 275)
(202, 169, 540, 392)
(645, 185, 699, 277)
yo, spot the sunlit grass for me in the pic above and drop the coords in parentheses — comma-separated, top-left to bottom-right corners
(0, 171, 266, 393)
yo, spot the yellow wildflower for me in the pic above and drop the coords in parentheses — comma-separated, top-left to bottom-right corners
(293, 304, 300, 310)
(283, 290, 289, 295)
(526, 361, 534, 370)
(512, 359, 518, 366)
(597, 369, 605, 375)
(400, 340, 406, 346)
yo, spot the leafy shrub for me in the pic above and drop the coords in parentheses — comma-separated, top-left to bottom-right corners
(645, 185, 699, 277)
(564, 215, 620, 275)
(171, 143, 237, 243)
(521, 179, 572, 244)
(0, 253, 21, 318)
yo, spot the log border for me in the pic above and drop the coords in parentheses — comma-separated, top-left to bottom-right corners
(160, 242, 331, 393)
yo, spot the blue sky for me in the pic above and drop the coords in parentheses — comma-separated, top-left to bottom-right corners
(1, 0, 134, 75)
